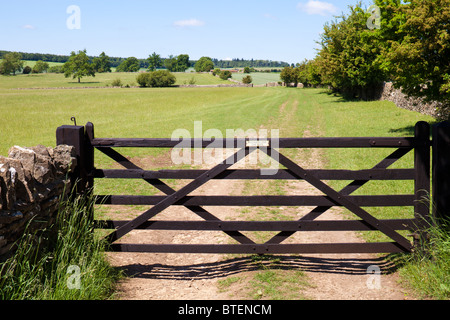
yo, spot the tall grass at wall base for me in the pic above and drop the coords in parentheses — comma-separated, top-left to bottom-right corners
(0, 193, 122, 300)
(392, 218, 450, 300)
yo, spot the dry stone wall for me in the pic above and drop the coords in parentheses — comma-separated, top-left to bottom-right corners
(380, 82, 448, 120)
(0, 144, 76, 260)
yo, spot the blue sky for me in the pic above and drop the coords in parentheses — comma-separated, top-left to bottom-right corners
(1, 0, 372, 64)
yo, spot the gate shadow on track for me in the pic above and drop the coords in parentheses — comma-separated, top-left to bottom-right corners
(116, 255, 398, 281)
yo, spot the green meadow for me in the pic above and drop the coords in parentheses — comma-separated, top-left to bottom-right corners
(0, 87, 285, 156)
(0, 71, 232, 89)
(232, 72, 281, 85)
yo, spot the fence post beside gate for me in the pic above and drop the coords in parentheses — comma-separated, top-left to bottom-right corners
(84, 122, 95, 194)
(414, 121, 431, 248)
(432, 121, 450, 225)
(56, 123, 94, 198)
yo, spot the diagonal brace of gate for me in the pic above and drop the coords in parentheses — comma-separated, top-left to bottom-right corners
(97, 147, 255, 244)
(260, 147, 413, 252)
(105, 146, 254, 244)
(266, 147, 412, 245)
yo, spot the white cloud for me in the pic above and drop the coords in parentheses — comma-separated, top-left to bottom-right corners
(22, 24, 36, 30)
(297, 1, 338, 16)
(223, 57, 232, 61)
(173, 19, 205, 27)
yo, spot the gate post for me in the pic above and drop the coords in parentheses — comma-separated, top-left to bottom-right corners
(84, 122, 95, 194)
(56, 123, 94, 196)
(414, 121, 431, 247)
(432, 121, 450, 224)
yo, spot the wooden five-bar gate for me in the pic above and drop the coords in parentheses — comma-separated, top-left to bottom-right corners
(56, 121, 450, 255)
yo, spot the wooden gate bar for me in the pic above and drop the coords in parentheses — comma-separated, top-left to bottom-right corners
(110, 243, 406, 254)
(96, 194, 415, 207)
(93, 168, 415, 180)
(98, 219, 416, 231)
(92, 137, 416, 148)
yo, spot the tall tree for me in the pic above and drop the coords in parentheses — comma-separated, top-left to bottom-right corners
(385, 0, 450, 114)
(175, 54, 190, 72)
(93, 52, 111, 73)
(305, 59, 322, 87)
(62, 50, 95, 83)
(0, 52, 24, 75)
(164, 54, 190, 72)
(316, 3, 387, 99)
(280, 66, 300, 86)
(194, 57, 214, 72)
(147, 52, 162, 71)
(32, 60, 49, 73)
(116, 57, 140, 72)
(164, 55, 177, 71)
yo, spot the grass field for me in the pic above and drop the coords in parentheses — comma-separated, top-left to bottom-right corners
(0, 72, 232, 89)
(0, 60, 65, 69)
(232, 72, 281, 85)
(0, 86, 286, 156)
(22, 60, 64, 68)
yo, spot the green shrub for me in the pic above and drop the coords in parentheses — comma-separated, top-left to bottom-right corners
(219, 70, 232, 80)
(242, 75, 253, 84)
(136, 70, 176, 87)
(22, 66, 32, 74)
(111, 78, 123, 87)
(136, 72, 150, 87)
(148, 70, 176, 87)
(48, 65, 63, 73)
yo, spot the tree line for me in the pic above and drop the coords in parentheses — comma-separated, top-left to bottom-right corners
(211, 58, 289, 69)
(1, 48, 289, 83)
(0, 50, 289, 71)
(0, 50, 147, 68)
(0, 50, 233, 84)
(281, 0, 450, 117)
